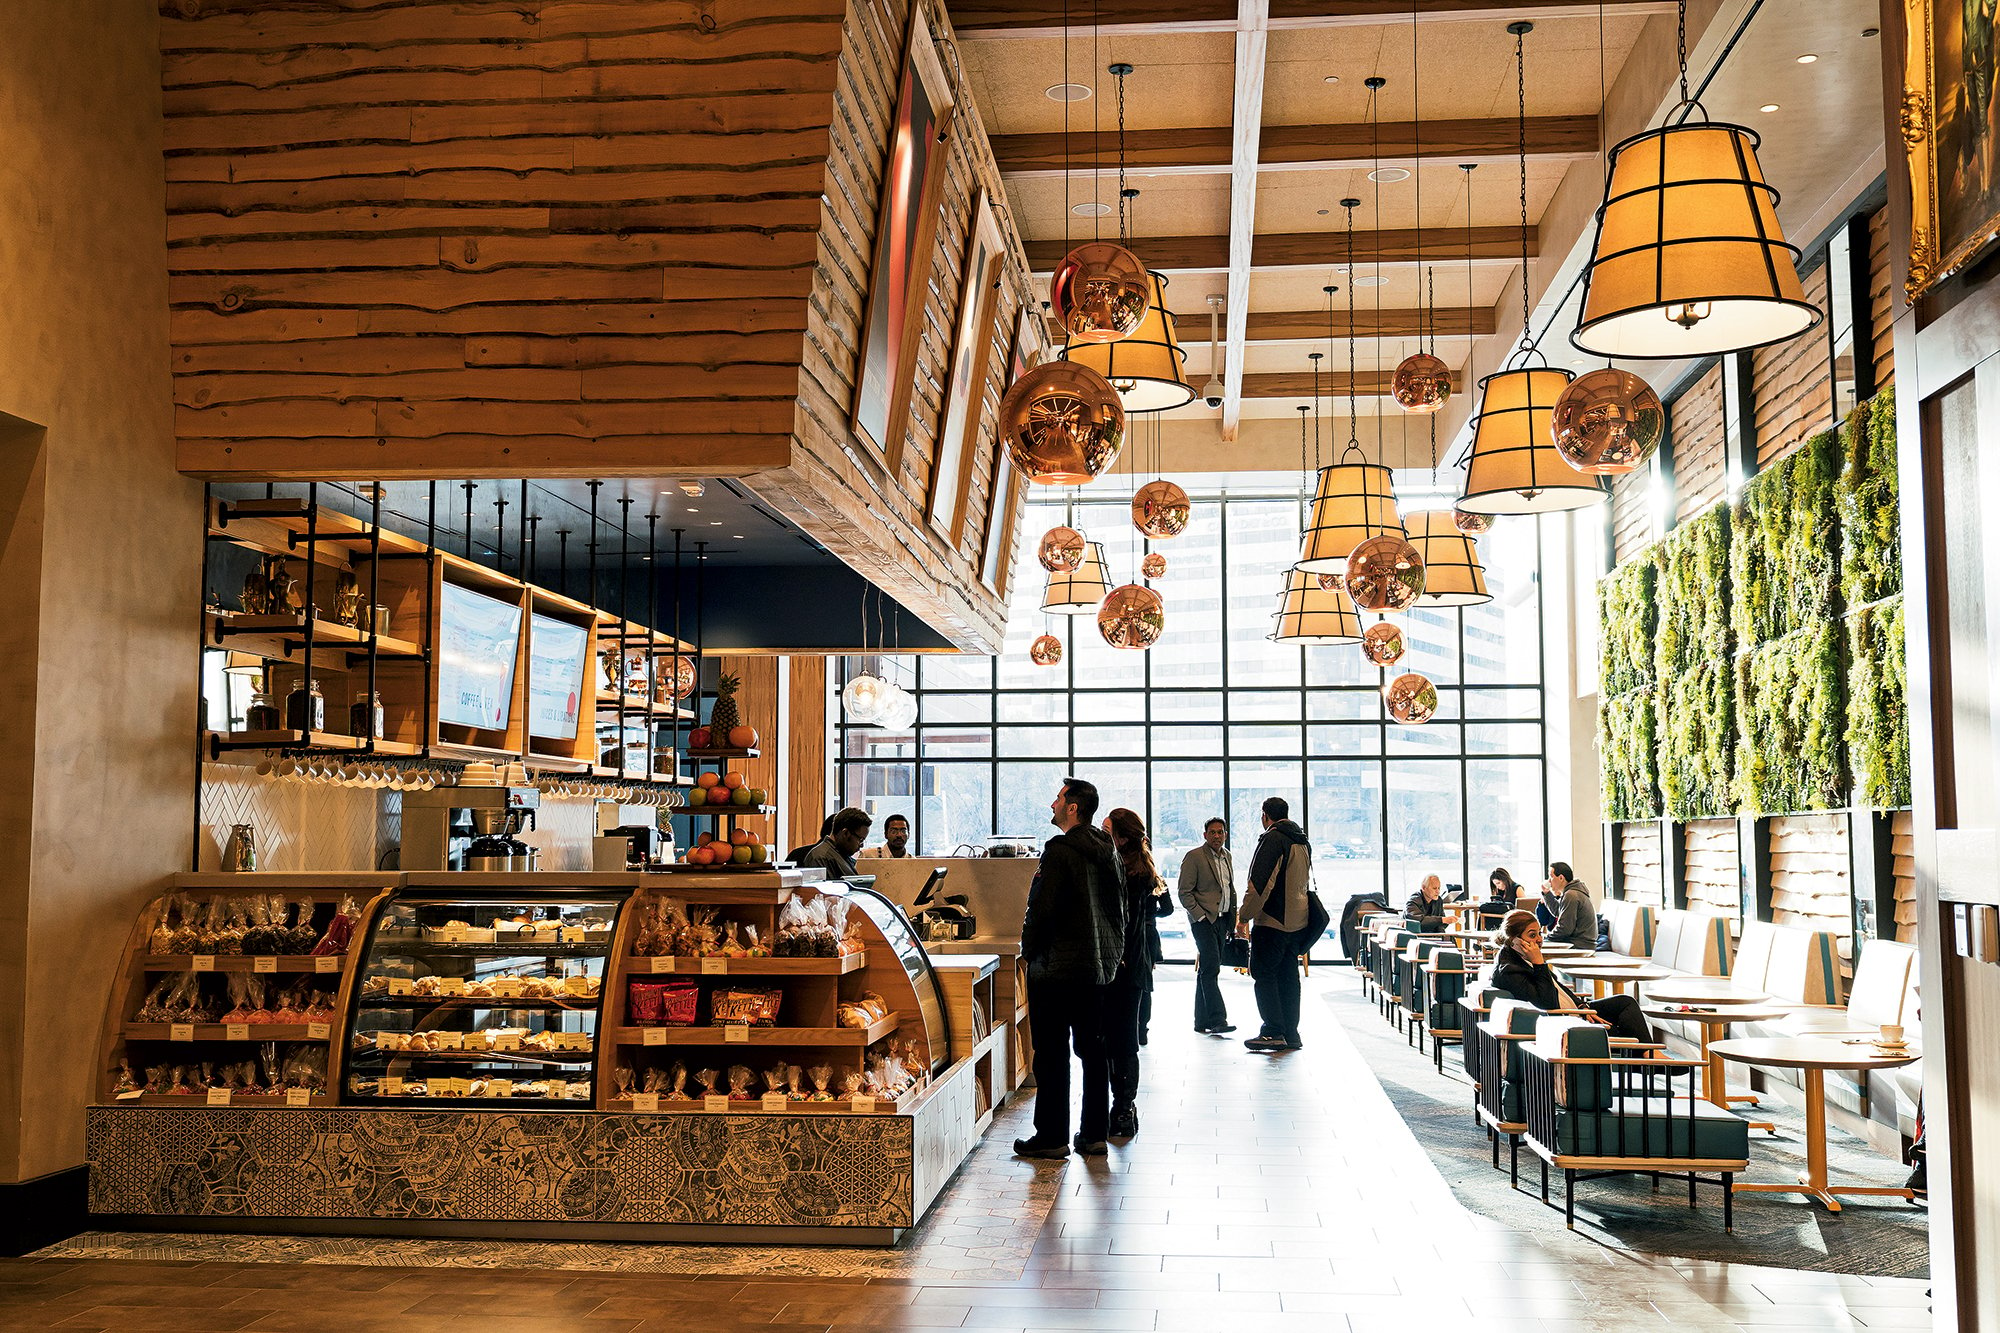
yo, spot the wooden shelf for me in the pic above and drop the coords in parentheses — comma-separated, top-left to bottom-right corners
(624, 952, 866, 976)
(676, 805, 777, 817)
(356, 994, 600, 1012)
(210, 613, 424, 661)
(208, 730, 423, 756)
(142, 955, 349, 973)
(610, 1013, 899, 1047)
(104, 1093, 333, 1108)
(347, 1047, 597, 1066)
(124, 1023, 332, 1042)
(688, 747, 760, 760)
(603, 1096, 902, 1114)
(216, 498, 430, 557)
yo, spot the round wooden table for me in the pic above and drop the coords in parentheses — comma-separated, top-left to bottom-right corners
(1643, 982, 1773, 1006)
(1557, 961, 1670, 996)
(1710, 1037, 1920, 1211)
(1641, 1004, 1790, 1118)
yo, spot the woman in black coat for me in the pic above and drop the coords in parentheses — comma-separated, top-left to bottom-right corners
(1489, 910, 1654, 1043)
(1102, 807, 1164, 1142)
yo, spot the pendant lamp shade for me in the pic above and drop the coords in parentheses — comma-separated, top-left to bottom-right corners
(1459, 366, 1607, 514)
(1295, 460, 1405, 573)
(1270, 567, 1363, 644)
(1061, 271, 1196, 412)
(1404, 511, 1492, 606)
(1571, 122, 1821, 359)
(1041, 540, 1111, 615)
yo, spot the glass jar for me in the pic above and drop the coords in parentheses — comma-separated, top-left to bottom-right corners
(285, 679, 324, 731)
(350, 691, 384, 739)
(245, 691, 281, 732)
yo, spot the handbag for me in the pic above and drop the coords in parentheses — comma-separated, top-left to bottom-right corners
(1223, 934, 1251, 970)
(1288, 857, 1332, 953)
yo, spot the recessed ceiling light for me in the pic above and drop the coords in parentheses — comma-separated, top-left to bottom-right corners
(1046, 83, 1091, 102)
(1317, 208, 1330, 216)
(709, 520, 722, 526)
(1353, 274, 1388, 288)
(1796, 53, 1818, 64)
(1323, 74, 1340, 84)
(1760, 103, 1780, 113)
(733, 534, 745, 540)
(1367, 167, 1411, 183)
(1071, 201, 1112, 217)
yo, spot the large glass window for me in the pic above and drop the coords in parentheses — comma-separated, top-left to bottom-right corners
(834, 479, 1549, 958)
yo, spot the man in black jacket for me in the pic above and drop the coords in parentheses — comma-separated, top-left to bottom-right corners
(1404, 874, 1447, 931)
(1238, 797, 1309, 1052)
(1015, 776, 1127, 1159)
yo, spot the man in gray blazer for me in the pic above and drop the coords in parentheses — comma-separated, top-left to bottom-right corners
(1177, 817, 1238, 1034)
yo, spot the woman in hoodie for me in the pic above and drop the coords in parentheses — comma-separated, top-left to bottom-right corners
(1102, 807, 1163, 1140)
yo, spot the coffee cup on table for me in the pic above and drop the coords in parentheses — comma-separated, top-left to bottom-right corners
(1879, 1023, 1905, 1046)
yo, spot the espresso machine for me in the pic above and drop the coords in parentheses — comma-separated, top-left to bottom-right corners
(402, 786, 540, 871)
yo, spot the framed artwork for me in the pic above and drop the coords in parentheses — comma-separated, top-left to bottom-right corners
(979, 303, 1045, 595)
(1903, 0, 2000, 295)
(929, 191, 1007, 544)
(851, 4, 958, 467)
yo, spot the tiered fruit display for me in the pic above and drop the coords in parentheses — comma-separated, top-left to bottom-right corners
(679, 829, 772, 867)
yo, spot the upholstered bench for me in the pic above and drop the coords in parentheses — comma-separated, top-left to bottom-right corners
(1519, 1016, 1747, 1231)
(1649, 920, 1843, 1046)
(1601, 899, 1656, 957)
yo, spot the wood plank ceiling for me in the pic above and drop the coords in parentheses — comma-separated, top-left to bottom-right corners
(952, 0, 1655, 439)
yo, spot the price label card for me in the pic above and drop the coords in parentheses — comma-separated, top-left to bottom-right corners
(724, 1024, 749, 1043)
(849, 1095, 877, 1114)
(630, 1093, 659, 1113)
(642, 1028, 666, 1046)
(432, 1031, 463, 1050)
(436, 976, 466, 995)
(192, 955, 215, 972)
(206, 1088, 231, 1106)
(285, 1088, 311, 1107)
(547, 1080, 568, 1099)
(387, 977, 413, 996)
(493, 1033, 522, 1052)
(650, 956, 676, 973)
(701, 957, 727, 975)
(253, 955, 277, 974)
(225, 1023, 249, 1041)
(761, 1092, 788, 1112)
(306, 1023, 331, 1040)
(703, 1094, 729, 1113)
(169, 1023, 194, 1042)
(560, 925, 586, 943)
(488, 1080, 513, 1098)
(447, 1077, 473, 1097)
(384, 1076, 405, 1096)
(315, 955, 340, 973)
(490, 977, 523, 997)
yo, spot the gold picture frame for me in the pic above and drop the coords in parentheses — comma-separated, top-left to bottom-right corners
(1902, 0, 2000, 296)
(928, 190, 1007, 546)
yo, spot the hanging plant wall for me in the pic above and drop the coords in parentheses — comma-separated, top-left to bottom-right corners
(1599, 686, 1661, 822)
(1838, 388, 1901, 608)
(1654, 505, 1733, 818)
(1598, 555, 1658, 697)
(1730, 428, 1840, 648)
(1733, 619, 1845, 815)
(1846, 596, 1911, 809)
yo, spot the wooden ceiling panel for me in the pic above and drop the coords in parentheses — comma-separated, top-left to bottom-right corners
(1250, 159, 1569, 233)
(1002, 173, 1232, 242)
(958, 31, 1237, 134)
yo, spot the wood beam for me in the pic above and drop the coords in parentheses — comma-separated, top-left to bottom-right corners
(1025, 225, 1534, 273)
(1241, 370, 1462, 397)
(992, 116, 1598, 177)
(1221, 0, 1269, 442)
(1047, 306, 1497, 343)
(953, 0, 1670, 38)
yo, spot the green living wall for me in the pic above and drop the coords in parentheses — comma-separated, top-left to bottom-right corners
(1597, 555, 1659, 820)
(1596, 388, 1909, 821)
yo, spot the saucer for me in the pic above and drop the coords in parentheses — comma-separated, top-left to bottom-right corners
(1872, 1040, 1910, 1052)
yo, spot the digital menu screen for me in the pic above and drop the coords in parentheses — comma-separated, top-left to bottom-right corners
(527, 614, 589, 741)
(436, 583, 522, 731)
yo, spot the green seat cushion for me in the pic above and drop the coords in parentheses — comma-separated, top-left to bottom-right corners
(1547, 1096, 1750, 1161)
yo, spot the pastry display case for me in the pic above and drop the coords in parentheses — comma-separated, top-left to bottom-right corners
(342, 883, 629, 1107)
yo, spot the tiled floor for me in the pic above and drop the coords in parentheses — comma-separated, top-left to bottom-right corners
(5, 971, 1933, 1331)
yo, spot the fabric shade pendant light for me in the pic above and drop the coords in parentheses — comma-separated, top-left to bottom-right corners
(1457, 23, 1605, 517)
(1063, 269, 1195, 411)
(1404, 510, 1492, 606)
(1270, 567, 1363, 645)
(1300, 227, 1406, 573)
(1041, 540, 1111, 615)
(1571, 2, 1819, 359)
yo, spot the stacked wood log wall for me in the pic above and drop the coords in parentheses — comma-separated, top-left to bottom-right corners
(1751, 261, 1834, 468)
(1670, 363, 1727, 524)
(1867, 205, 1896, 390)
(1889, 808, 1916, 945)
(1609, 470, 1652, 565)
(1682, 818, 1741, 922)
(1766, 812, 1854, 958)
(160, 0, 846, 479)
(1617, 822, 1664, 909)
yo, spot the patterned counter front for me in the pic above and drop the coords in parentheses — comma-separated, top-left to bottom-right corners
(88, 1103, 926, 1242)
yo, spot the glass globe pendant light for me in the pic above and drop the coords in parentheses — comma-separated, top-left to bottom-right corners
(842, 587, 889, 723)
(1570, 0, 1820, 359)
(1549, 367, 1667, 475)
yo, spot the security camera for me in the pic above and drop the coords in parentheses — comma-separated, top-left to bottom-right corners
(1201, 376, 1225, 408)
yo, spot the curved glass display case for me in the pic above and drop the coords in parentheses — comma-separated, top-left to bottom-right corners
(341, 886, 630, 1107)
(843, 883, 949, 1075)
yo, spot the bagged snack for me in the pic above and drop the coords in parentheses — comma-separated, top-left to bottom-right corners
(240, 897, 275, 956)
(742, 923, 767, 958)
(666, 1061, 690, 1100)
(632, 900, 664, 956)
(710, 987, 781, 1027)
(693, 1066, 718, 1098)
(627, 979, 698, 1026)
(279, 1044, 328, 1093)
(310, 894, 360, 956)
(612, 1064, 634, 1098)
(762, 1065, 787, 1096)
(168, 897, 202, 954)
(726, 1065, 754, 1100)
(774, 898, 807, 957)
(786, 1064, 806, 1099)
(688, 907, 720, 957)
(143, 1063, 171, 1094)
(286, 898, 318, 954)
(111, 1060, 139, 1096)
(136, 977, 174, 1022)
(839, 1067, 863, 1099)
(147, 898, 178, 956)
(808, 1064, 833, 1101)
(214, 900, 246, 955)
(221, 975, 253, 1023)
(835, 899, 867, 955)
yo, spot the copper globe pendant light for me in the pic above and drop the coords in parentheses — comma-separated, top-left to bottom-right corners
(1131, 480, 1191, 539)
(1457, 24, 1606, 516)
(1037, 525, 1088, 572)
(1384, 671, 1440, 725)
(1141, 552, 1168, 579)
(1390, 32, 1451, 416)
(1098, 581, 1165, 650)
(1361, 621, 1407, 666)
(1571, 0, 1821, 359)
(998, 360, 1127, 485)
(1549, 367, 1667, 474)
(1346, 534, 1426, 613)
(1030, 633, 1065, 666)
(1452, 507, 1494, 535)
(1049, 49, 1148, 343)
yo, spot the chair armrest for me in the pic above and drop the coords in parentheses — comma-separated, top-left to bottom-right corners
(1543, 1055, 1704, 1070)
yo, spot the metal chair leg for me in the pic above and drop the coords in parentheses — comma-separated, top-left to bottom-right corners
(1539, 1157, 1548, 1202)
(1565, 1169, 1576, 1229)
(1723, 1173, 1734, 1233)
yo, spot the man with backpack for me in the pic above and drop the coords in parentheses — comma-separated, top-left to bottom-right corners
(1237, 796, 1312, 1052)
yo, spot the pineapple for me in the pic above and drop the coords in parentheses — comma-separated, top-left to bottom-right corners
(709, 671, 741, 739)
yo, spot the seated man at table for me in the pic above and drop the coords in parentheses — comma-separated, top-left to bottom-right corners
(1490, 911, 1656, 1043)
(1403, 874, 1448, 932)
(1543, 861, 1599, 950)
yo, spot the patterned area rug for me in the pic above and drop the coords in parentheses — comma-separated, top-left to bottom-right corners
(38, 1095, 1058, 1282)
(1326, 977, 1931, 1278)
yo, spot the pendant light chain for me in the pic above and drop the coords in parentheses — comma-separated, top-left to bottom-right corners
(1062, 0, 1071, 247)
(1091, 0, 1101, 242)
(1515, 22, 1531, 349)
(1343, 200, 1360, 454)
(1676, 0, 1689, 108)
(1115, 63, 1129, 243)
(1367, 74, 1384, 462)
